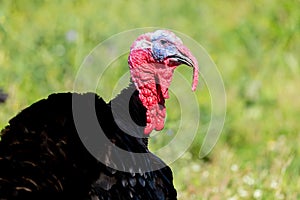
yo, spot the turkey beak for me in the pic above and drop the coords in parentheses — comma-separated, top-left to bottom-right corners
(170, 51, 194, 68)
(168, 46, 199, 91)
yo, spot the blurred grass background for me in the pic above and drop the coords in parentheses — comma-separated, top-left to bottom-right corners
(0, 0, 299, 199)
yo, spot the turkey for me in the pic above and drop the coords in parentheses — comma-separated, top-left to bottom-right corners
(0, 30, 199, 200)
(0, 89, 8, 103)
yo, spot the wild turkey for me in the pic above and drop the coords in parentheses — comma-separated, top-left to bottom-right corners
(0, 89, 8, 103)
(0, 30, 199, 199)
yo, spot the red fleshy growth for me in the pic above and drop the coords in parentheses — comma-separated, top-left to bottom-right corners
(176, 45, 199, 91)
(128, 34, 199, 135)
(129, 49, 177, 135)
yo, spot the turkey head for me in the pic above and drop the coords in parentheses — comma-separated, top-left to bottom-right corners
(128, 30, 199, 134)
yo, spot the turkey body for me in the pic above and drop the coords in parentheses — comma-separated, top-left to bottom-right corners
(0, 84, 177, 200)
(0, 29, 200, 200)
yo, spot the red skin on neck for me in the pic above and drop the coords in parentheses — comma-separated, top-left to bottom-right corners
(129, 49, 176, 134)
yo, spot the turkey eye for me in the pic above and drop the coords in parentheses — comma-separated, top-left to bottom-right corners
(160, 40, 167, 45)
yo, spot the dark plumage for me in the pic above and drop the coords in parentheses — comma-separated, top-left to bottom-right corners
(0, 30, 199, 199)
(0, 85, 176, 199)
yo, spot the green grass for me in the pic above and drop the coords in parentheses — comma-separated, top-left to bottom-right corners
(1, 0, 300, 199)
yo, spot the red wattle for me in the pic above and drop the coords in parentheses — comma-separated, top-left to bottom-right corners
(129, 49, 175, 134)
(128, 40, 198, 134)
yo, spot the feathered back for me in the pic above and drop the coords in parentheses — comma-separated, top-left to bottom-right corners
(0, 85, 176, 199)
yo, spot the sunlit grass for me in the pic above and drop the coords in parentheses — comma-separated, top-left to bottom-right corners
(0, 0, 299, 199)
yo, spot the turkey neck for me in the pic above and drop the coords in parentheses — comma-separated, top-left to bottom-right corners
(108, 82, 149, 147)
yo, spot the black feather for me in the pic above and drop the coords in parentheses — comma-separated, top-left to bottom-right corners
(0, 83, 177, 199)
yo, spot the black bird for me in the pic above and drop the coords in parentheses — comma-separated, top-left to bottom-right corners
(0, 30, 199, 200)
